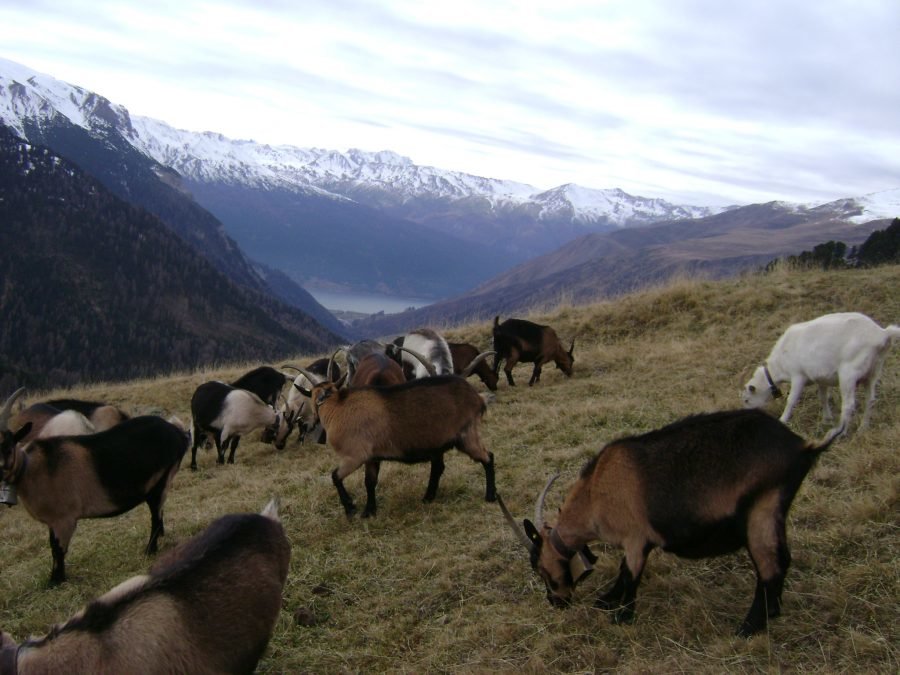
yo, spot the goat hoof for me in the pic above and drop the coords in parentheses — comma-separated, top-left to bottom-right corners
(611, 609, 635, 625)
(362, 509, 376, 518)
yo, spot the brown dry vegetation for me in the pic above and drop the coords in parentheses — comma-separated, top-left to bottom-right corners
(1, 264, 898, 673)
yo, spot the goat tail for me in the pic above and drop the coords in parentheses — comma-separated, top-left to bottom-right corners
(808, 425, 844, 454)
(885, 324, 900, 342)
(261, 497, 281, 522)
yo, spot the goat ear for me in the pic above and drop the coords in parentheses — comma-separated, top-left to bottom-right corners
(523, 519, 542, 545)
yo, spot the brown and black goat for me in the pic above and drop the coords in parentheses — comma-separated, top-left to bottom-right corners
(492, 316, 574, 386)
(499, 408, 841, 637)
(449, 342, 499, 391)
(293, 371, 496, 517)
(0, 499, 290, 674)
(0, 388, 188, 585)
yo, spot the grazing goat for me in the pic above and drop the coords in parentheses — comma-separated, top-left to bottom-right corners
(742, 312, 900, 434)
(492, 316, 574, 386)
(36, 410, 95, 438)
(231, 365, 289, 407)
(0, 499, 290, 674)
(499, 409, 840, 637)
(43, 398, 130, 431)
(350, 352, 407, 387)
(295, 373, 496, 517)
(272, 358, 342, 449)
(0, 389, 188, 585)
(390, 328, 453, 379)
(449, 342, 499, 391)
(189, 381, 279, 470)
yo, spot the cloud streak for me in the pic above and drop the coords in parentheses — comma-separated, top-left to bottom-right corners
(0, 0, 898, 206)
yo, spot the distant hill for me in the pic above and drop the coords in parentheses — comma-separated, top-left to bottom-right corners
(0, 126, 343, 393)
(355, 202, 891, 336)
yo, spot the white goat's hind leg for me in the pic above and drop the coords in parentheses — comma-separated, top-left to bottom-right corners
(817, 384, 834, 423)
(836, 377, 859, 435)
(779, 377, 806, 423)
(858, 361, 885, 430)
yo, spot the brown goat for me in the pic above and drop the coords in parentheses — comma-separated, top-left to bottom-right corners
(492, 316, 574, 386)
(350, 352, 407, 387)
(449, 342, 499, 391)
(500, 408, 840, 637)
(43, 399, 130, 431)
(297, 374, 496, 517)
(1, 389, 188, 585)
(0, 499, 290, 674)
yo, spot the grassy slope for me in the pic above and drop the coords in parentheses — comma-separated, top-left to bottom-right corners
(1, 264, 897, 673)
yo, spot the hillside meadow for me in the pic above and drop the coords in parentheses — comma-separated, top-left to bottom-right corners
(1, 264, 897, 673)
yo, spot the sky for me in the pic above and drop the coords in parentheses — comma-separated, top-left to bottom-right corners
(0, 0, 898, 207)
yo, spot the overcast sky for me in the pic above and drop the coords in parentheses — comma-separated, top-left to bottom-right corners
(1, 0, 898, 206)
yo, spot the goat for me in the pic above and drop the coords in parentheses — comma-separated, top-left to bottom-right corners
(0, 389, 188, 585)
(0, 499, 290, 674)
(449, 342, 499, 391)
(350, 352, 407, 387)
(230, 365, 289, 407)
(293, 371, 496, 518)
(499, 408, 840, 637)
(390, 328, 454, 379)
(36, 410, 95, 438)
(189, 381, 279, 470)
(43, 398, 130, 431)
(492, 316, 574, 386)
(271, 358, 342, 449)
(742, 312, 900, 435)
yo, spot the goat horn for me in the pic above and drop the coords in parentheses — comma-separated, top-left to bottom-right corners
(0, 387, 25, 431)
(534, 473, 560, 530)
(497, 494, 535, 553)
(290, 368, 322, 394)
(281, 364, 304, 373)
(327, 347, 349, 382)
(397, 346, 437, 377)
(461, 351, 496, 378)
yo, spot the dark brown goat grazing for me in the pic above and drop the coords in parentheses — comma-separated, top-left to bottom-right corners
(499, 409, 841, 637)
(0, 499, 290, 674)
(296, 374, 496, 517)
(0, 390, 188, 585)
(492, 316, 574, 386)
(449, 342, 499, 391)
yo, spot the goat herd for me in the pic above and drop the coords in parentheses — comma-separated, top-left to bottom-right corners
(1, 311, 897, 672)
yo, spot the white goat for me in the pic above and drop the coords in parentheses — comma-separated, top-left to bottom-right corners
(742, 312, 900, 434)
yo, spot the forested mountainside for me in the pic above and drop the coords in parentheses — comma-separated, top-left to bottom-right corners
(0, 126, 342, 392)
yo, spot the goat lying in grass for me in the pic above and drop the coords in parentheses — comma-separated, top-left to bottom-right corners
(0, 499, 290, 674)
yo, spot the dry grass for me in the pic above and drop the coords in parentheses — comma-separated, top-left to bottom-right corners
(1, 265, 898, 673)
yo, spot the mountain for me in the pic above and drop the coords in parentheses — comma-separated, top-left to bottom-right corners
(0, 57, 346, 336)
(0, 58, 725, 300)
(352, 197, 896, 335)
(126, 117, 722, 268)
(0, 125, 343, 392)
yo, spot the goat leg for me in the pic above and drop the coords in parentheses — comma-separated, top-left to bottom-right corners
(423, 456, 445, 502)
(226, 436, 240, 464)
(362, 460, 380, 518)
(332, 468, 357, 517)
(482, 452, 496, 502)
